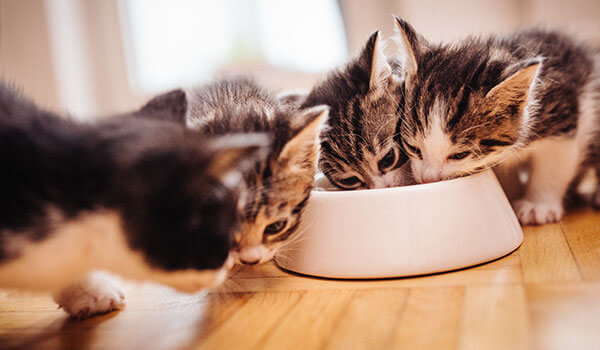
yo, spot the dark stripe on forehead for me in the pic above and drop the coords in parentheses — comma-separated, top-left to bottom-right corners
(469, 60, 487, 86)
(410, 87, 423, 132)
(291, 193, 311, 215)
(350, 98, 364, 161)
(321, 141, 349, 165)
(479, 139, 513, 147)
(242, 161, 272, 222)
(447, 87, 471, 131)
(259, 162, 272, 216)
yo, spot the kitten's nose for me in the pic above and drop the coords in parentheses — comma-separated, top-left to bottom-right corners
(421, 167, 442, 183)
(237, 246, 263, 265)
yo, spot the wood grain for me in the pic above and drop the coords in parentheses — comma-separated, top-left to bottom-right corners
(459, 285, 530, 350)
(519, 222, 581, 283)
(560, 209, 600, 281)
(392, 287, 463, 350)
(0, 209, 599, 349)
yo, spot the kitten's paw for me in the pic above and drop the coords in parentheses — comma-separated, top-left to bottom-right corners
(54, 272, 126, 319)
(513, 199, 564, 225)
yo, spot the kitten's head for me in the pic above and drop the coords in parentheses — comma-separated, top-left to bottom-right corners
(138, 82, 328, 266)
(232, 106, 328, 265)
(302, 31, 410, 190)
(393, 17, 542, 183)
(110, 120, 268, 290)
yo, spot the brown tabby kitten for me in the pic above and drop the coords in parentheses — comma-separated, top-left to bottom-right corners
(393, 17, 600, 225)
(301, 31, 411, 190)
(142, 79, 328, 265)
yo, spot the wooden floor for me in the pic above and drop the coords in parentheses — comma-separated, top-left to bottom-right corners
(1, 208, 599, 350)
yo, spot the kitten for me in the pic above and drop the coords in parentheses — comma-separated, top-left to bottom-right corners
(393, 17, 600, 225)
(0, 84, 267, 317)
(301, 31, 411, 190)
(140, 78, 328, 265)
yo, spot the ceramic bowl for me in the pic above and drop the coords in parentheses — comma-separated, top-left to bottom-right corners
(274, 169, 522, 279)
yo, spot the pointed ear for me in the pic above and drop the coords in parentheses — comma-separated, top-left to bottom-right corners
(362, 31, 392, 91)
(205, 133, 270, 187)
(483, 60, 542, 139)
(485, 60, 542, 112)
(393, 17, 422, 83)
(278, 106, 329, 165)
(137, 89, 188, 124)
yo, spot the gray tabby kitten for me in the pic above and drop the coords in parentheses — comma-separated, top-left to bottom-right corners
(142, 79, 328, 265)
(393, 17, 600, 225)
(301, 31, 411, 190)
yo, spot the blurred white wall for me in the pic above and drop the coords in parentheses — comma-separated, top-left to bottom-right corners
(1, 0, 599, 119)
(340, 0, 600, 55)
(0, 0, 61, 112)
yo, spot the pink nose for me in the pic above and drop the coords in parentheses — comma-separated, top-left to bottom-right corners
(420, 168, 442, 183)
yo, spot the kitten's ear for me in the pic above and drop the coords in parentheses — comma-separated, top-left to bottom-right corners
(205, 134, 270, 187)
(278, 106, 329, 165)
(485, 60, 542, 115)
(393, 17, 423, 83)
(137, 89, 188, 124)
(361, 31, 392, 91)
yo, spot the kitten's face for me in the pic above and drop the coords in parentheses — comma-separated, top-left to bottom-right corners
(231, 107, 327, 265)
(303, 31, 411, 190)
(394, 18, 541, 183)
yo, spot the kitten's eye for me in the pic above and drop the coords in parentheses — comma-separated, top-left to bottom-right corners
(404, 143, 422, 159)
(264, 219, 288, 235)
(337, 176, 362, 189)
(378, 148, 397, 171)
(448, 151, 471, 160)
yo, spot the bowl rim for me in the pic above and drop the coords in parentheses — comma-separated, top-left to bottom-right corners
(312, 169, 493, 198)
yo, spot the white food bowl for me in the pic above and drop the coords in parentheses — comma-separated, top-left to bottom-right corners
(274, 169, 523, 279)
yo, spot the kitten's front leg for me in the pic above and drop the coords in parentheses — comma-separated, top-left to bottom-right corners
(54, 271, 126, 319)
(514, 138, 579, 225)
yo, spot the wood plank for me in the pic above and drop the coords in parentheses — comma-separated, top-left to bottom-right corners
(519, 222, 581, 283)
(258, 290, 355, 349)
(560, 209, 600, 281)
(324, 288, 409, 349)
(527, 283, 600, 350)
(458, 285, 530, 350)
(392, 287, 463, 350)
(193, 291, 305, 350)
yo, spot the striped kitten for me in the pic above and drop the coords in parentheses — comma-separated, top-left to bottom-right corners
(302, 31, 411, 189)
(393, 17, 600, 224)
(143, 79, 328, 265)
(0, 83, 266, 317)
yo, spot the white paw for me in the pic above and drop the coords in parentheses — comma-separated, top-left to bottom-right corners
(54, 272, 126, 319)
(513, 199, 564, 225)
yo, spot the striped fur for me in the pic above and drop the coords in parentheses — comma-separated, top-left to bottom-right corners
(302, 31, 412, 190)
(394, 17, 600, 224)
